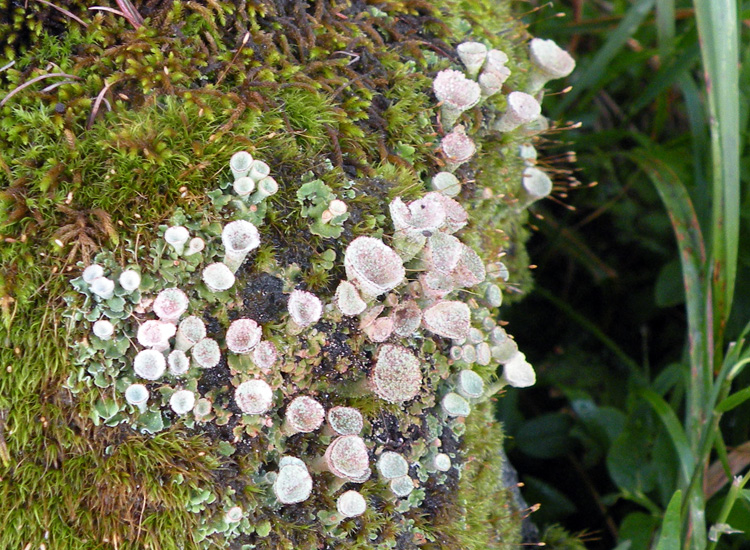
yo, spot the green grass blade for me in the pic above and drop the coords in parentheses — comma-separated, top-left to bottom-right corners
(677, 72, 709, 207)
(655, 490, 683, 550)
(716, 387, 750, 413)
(639, 388, 693, 486)
(628, 42, 700, 116)
(656, 0, 676, 55)
(693, 0, 741, 337)
(713, 432, 733, 487)
(552, 0, 656, 118)
(628, 149, 709, 406)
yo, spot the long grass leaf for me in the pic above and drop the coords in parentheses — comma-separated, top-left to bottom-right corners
(693, 0, 741, 337)
(677, 73, 709, 212)
(639, 389, 693, 485)
(628, 150, 709, 407)
(552, 0, 656, 118)
(655, 0, 676, 55)
(628, 42, 700, 116)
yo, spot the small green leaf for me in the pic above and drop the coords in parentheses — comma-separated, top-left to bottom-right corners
(655, 490, 682, 550)
(94, 398, 121, 420)
(607, 424, 657, 494)
(716, 387, 750, 412)
(618, 512, 660, 550)
(256, 520, 271, 537)
(217, 440, 236, 456)
(139, 411, 164, 434)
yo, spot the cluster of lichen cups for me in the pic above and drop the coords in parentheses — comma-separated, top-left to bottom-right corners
(68, 37, 574, 546)
(435, 38, 574, 206)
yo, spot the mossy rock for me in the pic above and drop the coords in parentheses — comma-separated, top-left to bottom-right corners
(0, 0, 556, 548)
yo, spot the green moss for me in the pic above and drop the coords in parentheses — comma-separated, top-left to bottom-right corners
(457, 402, 521, 549)
(0, 0, 566, 547)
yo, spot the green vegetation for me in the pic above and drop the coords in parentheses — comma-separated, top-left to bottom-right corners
(504, 1, 750, 549)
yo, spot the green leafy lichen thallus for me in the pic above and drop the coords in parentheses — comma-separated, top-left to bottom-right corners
(1, 0, 575, 548)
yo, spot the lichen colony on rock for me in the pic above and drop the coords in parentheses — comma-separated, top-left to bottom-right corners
(0, 0, 574, 548)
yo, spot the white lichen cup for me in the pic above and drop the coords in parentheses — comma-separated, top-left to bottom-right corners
(125, 383, 149, 413)
(191, 338, 221, 369)
(153, 288, 189, 324)
(422, 301, 471, 340)
(457, 41, 488, 77)
(184, 237, 205, 257)
(440, 125, 476, 171)
(337, 490, 367, 518)
(484, 49, 511, 82)
(441, 392, 471, 417)
(389, 475, 414, 498)
(494, 92, 541, 132)
(249, 160, 271, 182)
(175, 316, 206, 351)
(371, 345, 422, 403)
(230, 151, 254, 180)
(433, 453, 452, 472)
(164, 226, 190, 255)
(527, 38, 576, 94)
(251, 176, 278, 203)
(168, 350, 190, 376)
(433, 69, 481, 128)
(169, 389, 196, 415)
(322, 435, 370, 483)
(478, 70, 505, 97)
(226, 318, 262, 355)
(431, 172, 461, 197)
(456, 369, 484, 399)
(82, 264, 104, 284)
(137, 320, 176, 351)
(252, 341, 278, 372)
(501, 351, 536, 388)
(202, 263, 236, 292)
(287, 289, 323, 330)
(118, 269, 141, 293)
(225, 506, 243, 523)
(377, 451, 409, 480)
(273, 460, 313, 505)
(326, 406, 364, 436)
(328, 199, 347, 217)
(521, 166, 553, 207)
(233, 176, 256, 198)
(92, 319, 115, 340)
(234, 379, 274, 414)
(134, 349, 166, 381)
(283, 396, 325, 435)
(344, 237, 405, 300)
(221, 220, 260, 273)
(335, 280, 367, 316)
(90, 277, 115, 300)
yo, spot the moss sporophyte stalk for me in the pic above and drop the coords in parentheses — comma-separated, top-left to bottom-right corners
(0, 0, 574, 548)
